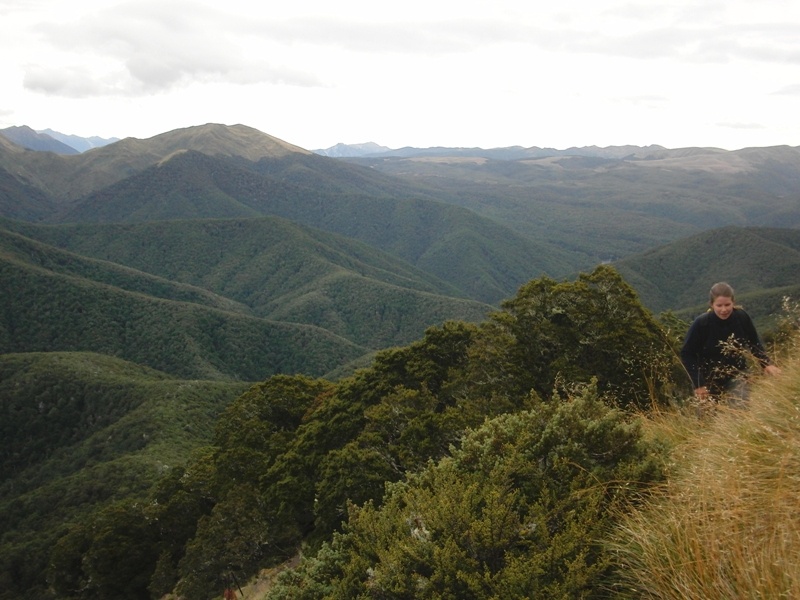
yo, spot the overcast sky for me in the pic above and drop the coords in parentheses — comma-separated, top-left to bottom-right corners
(1, 0, 799, 151)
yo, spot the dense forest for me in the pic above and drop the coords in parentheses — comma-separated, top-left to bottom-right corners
(2, 124, 800, 599)
(4, 265, 791, 600)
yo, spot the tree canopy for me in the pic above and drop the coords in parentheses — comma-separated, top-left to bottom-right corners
(44, 266, 686, 599)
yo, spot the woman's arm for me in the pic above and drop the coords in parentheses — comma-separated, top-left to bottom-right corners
(739, 310, 781, 376)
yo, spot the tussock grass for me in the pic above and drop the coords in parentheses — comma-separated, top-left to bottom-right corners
(614, 348, 800, 599)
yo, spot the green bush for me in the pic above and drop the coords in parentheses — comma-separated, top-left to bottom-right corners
(269, 383, 666, 599)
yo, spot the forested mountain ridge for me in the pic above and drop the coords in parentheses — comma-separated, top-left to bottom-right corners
(0, 224, 253, 314)
(5, 123, 800, 306)
(0, 219, 494, 378)
(0, 123, 309, 202)
(4, 266, 794, 599)
(613, 226, 800, 327)
(0, 352, 250, 598)
(41, 148, 572, 304)
(2, 122, 800, 599)
(19, 264, 797, 600)
(1, 266, 678, 599)
(349, 143, 800, 262)
(0, 126, 574, 304)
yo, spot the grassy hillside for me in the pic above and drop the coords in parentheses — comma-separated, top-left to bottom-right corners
(0, 135, 61, 221)
(0, 352, 250, 599)
(614, 336, 800, 598)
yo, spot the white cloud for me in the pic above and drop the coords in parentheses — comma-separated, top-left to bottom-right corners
(716, 122, 766, 130)
(774, 83, 800, 96)
(2, 0, 800, 149)
(24, 0, 325, 95)
(23, 64, 123, 96)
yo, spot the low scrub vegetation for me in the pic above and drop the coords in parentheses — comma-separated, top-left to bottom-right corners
(614, 339, 800, 598)
(3, 266, 798, 600)
(31, 266, 680, 599)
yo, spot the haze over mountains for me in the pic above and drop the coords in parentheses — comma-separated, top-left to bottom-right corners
(2, 122, 800, 599)
(2, 121, 800, 382)
(0, 125, 118, 155)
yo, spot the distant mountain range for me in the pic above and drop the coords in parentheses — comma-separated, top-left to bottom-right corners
(1, 122, 799, 381)
(38, 128, 119, 152)
(2, 122, 799, 600)
(314, 141, 393, 157)
(0, 125, 118, 154)
(313, 140, 683, 160)
(0, 125, 79, 155)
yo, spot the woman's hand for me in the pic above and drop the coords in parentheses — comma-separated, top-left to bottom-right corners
(764, 364, 781, 376)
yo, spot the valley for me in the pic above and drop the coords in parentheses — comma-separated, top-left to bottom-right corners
(0, 123, 799, 599)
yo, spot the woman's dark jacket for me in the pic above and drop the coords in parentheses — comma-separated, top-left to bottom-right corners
(680, 308, 771, 393)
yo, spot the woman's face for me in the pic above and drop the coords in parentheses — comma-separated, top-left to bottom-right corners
(711, 296, 734, 320)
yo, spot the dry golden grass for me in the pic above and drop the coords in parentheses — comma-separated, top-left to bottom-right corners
(614, 350, 800, 599)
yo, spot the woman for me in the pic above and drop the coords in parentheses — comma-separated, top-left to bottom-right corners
(680, 282, 780, 404)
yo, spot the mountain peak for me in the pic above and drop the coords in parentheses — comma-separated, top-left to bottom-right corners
(315, 141, 392, 157)
(37, 129, 119, 153)
(0, 125, 79, 155)
(139, 123, 312, 161)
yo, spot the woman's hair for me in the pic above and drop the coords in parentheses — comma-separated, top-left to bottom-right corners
(709, 282, 735, 303)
